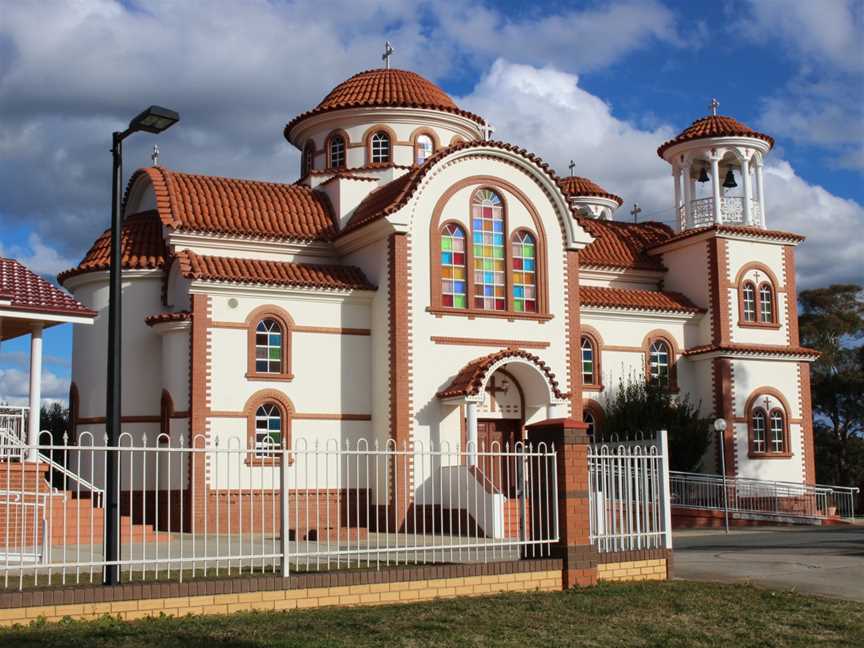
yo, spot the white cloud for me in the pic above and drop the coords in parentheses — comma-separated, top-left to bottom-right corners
(458, 60, 864, 289)
(0, 233, 78, 278)
(0, 367, 70, 406)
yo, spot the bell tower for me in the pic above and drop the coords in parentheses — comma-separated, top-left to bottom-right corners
(658, 100, 774, 232)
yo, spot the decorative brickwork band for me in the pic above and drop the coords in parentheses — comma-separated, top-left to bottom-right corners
(524, 417, 597, 588)
(388, 233, 411, 528)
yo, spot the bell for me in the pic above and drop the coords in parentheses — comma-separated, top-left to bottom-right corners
(723, 168, 737, 188)
(697, 166, 710, 183)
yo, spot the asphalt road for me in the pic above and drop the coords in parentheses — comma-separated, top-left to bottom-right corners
(672, 525, 864, 602)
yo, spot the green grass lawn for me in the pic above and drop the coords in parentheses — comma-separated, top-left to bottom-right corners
(1, 580, 861, 647)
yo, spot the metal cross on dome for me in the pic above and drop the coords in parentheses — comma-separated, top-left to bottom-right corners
(569, 160, 575, 176)
(151, 144, 159, 167)
(710, 98, 720, 116)
(382, 41, 394, 69)
(630, 203, 642, 223)
(482, 121, 495, 141)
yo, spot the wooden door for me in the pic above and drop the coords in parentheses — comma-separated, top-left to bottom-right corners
(476, 419, 520, 496)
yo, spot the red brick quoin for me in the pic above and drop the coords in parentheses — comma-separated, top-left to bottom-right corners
(525, 418, 597, 589)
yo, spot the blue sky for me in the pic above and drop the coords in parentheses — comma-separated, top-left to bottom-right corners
(1, 0, 862, 404)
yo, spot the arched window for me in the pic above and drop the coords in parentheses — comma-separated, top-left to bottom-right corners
(759, 283, 774, 323)
(415, 134, 434, 165)
(584, 410, 596, 437)
(254, 403, 283, 459)
(440, 223, 467, 308)
(511, 231, 537, 313)
(581, 336, 596, 386)
(769, 408, 786, 453)
(742, 281, 756, 322)
(328, 134, 346, 169)
(751, 407, 767, 454)
(302, 141, 315, 176)
(471, 189, 506, 311)
(370, 131, 390, 164)
(255, 319, 283, 373)
(648, 340, 671, 385)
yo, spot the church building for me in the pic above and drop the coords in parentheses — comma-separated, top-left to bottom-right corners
(59, 65, 817, 498)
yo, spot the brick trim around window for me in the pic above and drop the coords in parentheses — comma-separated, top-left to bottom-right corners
(641, 329, 679, 392)
(744, 386, 793, 459)
(580, 325, 604, 391)
(735, 261, 781, 329)
(244, 389, 294, 466)
(245, 305, 294, 381)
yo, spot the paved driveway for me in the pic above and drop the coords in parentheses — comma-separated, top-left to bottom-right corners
(672, 525, 864, 602)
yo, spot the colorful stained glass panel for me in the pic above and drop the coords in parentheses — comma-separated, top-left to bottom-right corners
(471, 190, 506, 310)
(440, 224, 467, 308)
(511, 231, 537, 312)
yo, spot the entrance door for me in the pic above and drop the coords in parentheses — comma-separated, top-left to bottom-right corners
(476, 419, 520, 496)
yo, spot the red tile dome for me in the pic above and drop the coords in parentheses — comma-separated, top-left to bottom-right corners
(559, 176, 623, 206)
(657, 114, 773, 157)
(284, 68, 485, 138)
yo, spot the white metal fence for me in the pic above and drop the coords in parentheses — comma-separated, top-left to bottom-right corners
(0, 407, 27, 460)
(0, 432, 558, 590)
(588, 430, 672, 553)
(670, 471, 859, 521)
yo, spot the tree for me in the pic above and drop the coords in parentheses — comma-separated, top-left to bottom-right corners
(39, 402, 69, 441)
(601, 378, 712, 472)
(799, 284, 864, 492)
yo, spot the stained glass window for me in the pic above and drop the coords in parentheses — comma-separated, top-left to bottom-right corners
(440, 224, 467, 308)
(415, 134, 434, 165)
(752, 408, 767, 453)
(770, 409, 785, 453)
(255, 319, 282, 373)
(742, 282, 756, 322)
(471, 189, 506, 310)
(512, 231, 537, 312)
(581, 336, 595, 384)
(254, 403, 282, 458)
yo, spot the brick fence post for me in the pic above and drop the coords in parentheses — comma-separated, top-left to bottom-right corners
(525, 417, 597, 588)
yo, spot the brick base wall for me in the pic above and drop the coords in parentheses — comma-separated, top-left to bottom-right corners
(0, 560, 562, 627)
(597, 559, 667, 582)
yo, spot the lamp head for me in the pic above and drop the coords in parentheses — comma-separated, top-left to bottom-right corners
(713, 418, 727, 433)
(129, 105, 180, 134)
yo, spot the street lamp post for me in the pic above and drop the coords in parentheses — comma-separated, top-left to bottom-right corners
(105, 106, 179, 586)
(714, 417, 730, 535)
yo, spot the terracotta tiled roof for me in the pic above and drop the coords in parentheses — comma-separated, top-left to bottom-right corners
(342, 140, 575, 236)
(128, 167, 337, 241)
(683, 343, 819, 359)
(581, 286, 705, 314)
(577, 218, 673, 271)
(145, 311, 192, 327)
(58, 211, 166, 285)
(437, 349, 568, 400)
(559, 176, 623, 206)
(284, 68, 485, 138)
(658, 114, 774, 157)
(1, 257, 95, 318)
(649, 224, 805, 249)
(174, 250, 375, 292)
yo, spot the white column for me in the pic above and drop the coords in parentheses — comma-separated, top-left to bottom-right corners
(683, 162, 693, 229)
(711, 156, 722, 224)
(547, 402, 562, 419)
(672, 164, 682, 230)
(466, 401, 478, 467)
(27, 323, 43, 462)
(755, 161, 766, 228)
(742, 157, 753, 225)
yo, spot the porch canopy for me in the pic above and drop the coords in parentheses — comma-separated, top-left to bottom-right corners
(437, 348, 570, 464)
(0, 257, 95, 459)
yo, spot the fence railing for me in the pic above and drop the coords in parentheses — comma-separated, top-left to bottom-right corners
(0, 432, 558, 590)
(669, 471, 858, 521)
(0, 407, 27, 460)
(588, 430, 672, 553)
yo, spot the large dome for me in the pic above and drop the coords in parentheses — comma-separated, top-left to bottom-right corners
(284, 68, 485, 137)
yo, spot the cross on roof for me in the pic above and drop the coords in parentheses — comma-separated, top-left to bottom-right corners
(568, 160, 575, 176)
(151, 144, 159, 167)
(382, 41, 394, 69)
(484, 375, 508, 412)
(630, 203, 642, 223)
(482, 121, 495, 141)
(710, 98, 719, 116)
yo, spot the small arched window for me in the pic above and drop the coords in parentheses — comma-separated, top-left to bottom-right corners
(648, 340, 671, 385)
(751, 408, 767, 454)
(415, 134, 434, 165)
(328, 134, 346, 169)
(769, 408, 786, 453)
(255, 319, 283, 373)
(584, 410, 596, 437)
(471, 189, 506, 311)
(511, 231, 537, 313)
(759, 283, 774, 324)
(440, 223, 467, 308)
(254, 403, 283, 459)
(370, 131, 391, 163)
(742, 281, 756, 322)
(581, 336, 596, 386)
(302, 141, 315, 176)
